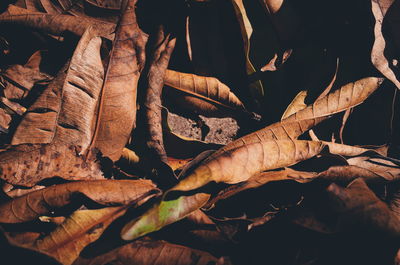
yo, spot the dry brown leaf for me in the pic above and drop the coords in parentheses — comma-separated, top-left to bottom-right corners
(164, 70, 252, 119)
(326, 178, 400, 236)
(121, 139, 325, 240)
(73, 238, 229, 265)
(231, 0, 264, 104)
(371, 0, 400, 89)
(0, 5, 115, 39)
(0, 144, 104, 187)
(0, 179, 159, 223)
(86, 0, 147, 161)
(11, 27, 103, 148)
(205, 168, 317, 209)
(220, 77, 382, 154)
(144, 28, 176, 165)
(7, 206, 128, 265)
(1, 50, 51, 102)
(281, 90, 308, 120)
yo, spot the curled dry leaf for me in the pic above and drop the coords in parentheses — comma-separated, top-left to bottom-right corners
(6, 207, 129, 265)
(0, 5, 115, 39)
(0, 179, 160, 223)
(144, 28, 176, 165)
(231, 0, 264, 104)
(164, 70, 254, 119)
(0, 144, 104, 187)
(371, 0, 400, 89)
(121, 139, 325, 240)
(205, 168, 317, 209)
(73, 238, 229, 265)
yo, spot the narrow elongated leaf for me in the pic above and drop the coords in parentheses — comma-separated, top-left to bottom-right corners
(0, 144, 103, 187)
(371, 0, 400, 89)
(164, 70, 252, 118)
(144, 28, 176, 164)
(231, 0, 264, 104)
(0, 5, 115, 39)
(0, 179, 159, 223)
(87, 0, 147, 161)
(73, 238, 228, 265)
(219, 77, 382, 153)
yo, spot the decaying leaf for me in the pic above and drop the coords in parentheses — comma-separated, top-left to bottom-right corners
(73, 238, 229, 265)
(0, 144, 103, 187)
(0, 179, 159, 223)
(144, 27, 176, 165)
(0, 5, 115, 39)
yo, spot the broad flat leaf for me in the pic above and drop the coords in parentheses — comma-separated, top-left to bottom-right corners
(164, 70, 254, 119)
(121, 139, 325, 240)
(86, 0, 146, 161)
(371, 0, 400, 89)
(7, 206, 129, 265)
(73, 238, 229, 265)
(144, 28, 176, 165)
(0, 144, 104, 187)
(0, 179, 159, 223)
(0, 5, 115, 39)
(11, 27, 103, 148)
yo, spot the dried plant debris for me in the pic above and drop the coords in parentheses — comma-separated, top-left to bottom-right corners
(0, 0, 399, 264)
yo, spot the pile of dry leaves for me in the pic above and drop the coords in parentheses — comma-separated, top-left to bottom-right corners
(0, 0, 399, 264)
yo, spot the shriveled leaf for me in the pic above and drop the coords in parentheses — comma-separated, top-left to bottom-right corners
(73, 238, 229, 265)
(7, 206, 128, 265)
(11, 27, 103, 148)
(144, 28, 176, 165)
(0, 179, 159, 223)
(1, 50, 51, 102)
(0, 144, 103, 187)
(0, 5, 115, 39)
(164, 70, 254, 119)
(371, 0, 400, 89)
(87, 0, 147, 161)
